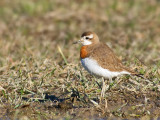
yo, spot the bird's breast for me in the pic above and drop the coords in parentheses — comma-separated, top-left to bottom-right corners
(80, 46, 88, 59)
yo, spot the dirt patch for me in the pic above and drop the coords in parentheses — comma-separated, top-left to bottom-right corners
(1, 88, 160, 119)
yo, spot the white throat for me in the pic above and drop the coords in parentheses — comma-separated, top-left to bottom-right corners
(82, 40, 92, 45)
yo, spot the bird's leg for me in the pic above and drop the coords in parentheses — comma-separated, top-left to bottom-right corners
(101, 77, 106, 98)
(108, 77, 113, 89)
(109, 77, 113, 83)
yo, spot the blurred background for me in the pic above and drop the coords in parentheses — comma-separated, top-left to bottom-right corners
(0, 0, 160, 67)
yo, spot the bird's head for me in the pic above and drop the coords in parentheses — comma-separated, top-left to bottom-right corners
(74, 31, 99, 46)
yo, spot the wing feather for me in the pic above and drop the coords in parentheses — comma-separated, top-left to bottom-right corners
(89, 43, 134, 73)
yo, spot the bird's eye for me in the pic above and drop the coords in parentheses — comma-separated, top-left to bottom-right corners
(86, 37, 89, 39)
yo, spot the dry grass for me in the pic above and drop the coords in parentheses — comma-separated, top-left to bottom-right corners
(0, 0, 160, 119)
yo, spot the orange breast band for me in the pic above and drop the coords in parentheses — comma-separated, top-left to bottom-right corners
(80, 46, 88, 59)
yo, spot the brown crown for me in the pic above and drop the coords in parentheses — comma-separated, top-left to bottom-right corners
(81, 31, 95, 37)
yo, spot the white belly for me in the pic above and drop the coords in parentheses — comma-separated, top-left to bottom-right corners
(81, 58, 130, 79)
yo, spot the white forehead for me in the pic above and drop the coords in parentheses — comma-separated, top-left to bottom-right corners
(82, 34, 93, 39)
(87, 34, 93, 38)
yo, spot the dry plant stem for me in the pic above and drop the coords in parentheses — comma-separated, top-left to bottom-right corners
(57, 45, 68, 65)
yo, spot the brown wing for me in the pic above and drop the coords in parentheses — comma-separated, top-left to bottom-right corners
(89, 43, 135, 73)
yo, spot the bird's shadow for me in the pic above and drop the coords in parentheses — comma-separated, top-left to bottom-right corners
(22, 93, 67, 103)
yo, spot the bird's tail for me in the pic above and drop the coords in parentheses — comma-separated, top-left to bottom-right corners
(131, 73, 145, 79)
(122, 66, 146, 79)
(124, 67, 145, 79)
